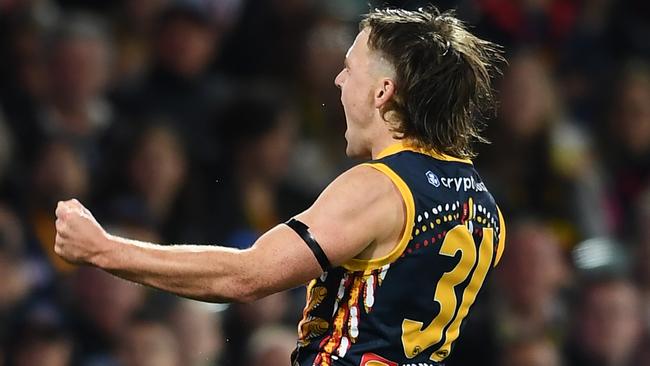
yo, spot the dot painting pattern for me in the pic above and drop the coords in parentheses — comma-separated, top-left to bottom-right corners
(401, 198, 502, 258)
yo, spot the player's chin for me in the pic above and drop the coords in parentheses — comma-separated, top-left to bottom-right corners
(344, 133, 358, 157)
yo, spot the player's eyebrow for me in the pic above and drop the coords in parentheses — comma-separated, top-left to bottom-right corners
(344, 58, 350, 69)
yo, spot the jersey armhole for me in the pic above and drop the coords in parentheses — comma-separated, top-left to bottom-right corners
(341, 162, 416, 272)
(493, 206, 506, 267)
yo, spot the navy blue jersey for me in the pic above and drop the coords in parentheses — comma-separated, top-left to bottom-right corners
(292, 142, 506, 366)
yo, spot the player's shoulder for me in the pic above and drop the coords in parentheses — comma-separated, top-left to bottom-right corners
(324, 163, 402, 202)
(298, 163, 407, 261)
(299, 163, 409, 233)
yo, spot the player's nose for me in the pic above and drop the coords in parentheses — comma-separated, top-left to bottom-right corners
(334, 69, 345, 89)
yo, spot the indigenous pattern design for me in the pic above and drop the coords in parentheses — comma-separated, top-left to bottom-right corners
(292, 143, 506, 366)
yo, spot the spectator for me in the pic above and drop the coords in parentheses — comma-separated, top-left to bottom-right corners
(26, 140, 89, 273)
(294, 14, 355, 193)
(0, 1, 647, 365)
(32, 12, 114, 165)
(126, 125, 186, 225)
(64, 267, 146, 364)
(477, 50, 603, 245)
(565, 277, 643, 366)
(107, 124, 207, 242)
(0, 203, 25, 261)
(246, 325, 298, 366)
(111, 0, 168, 83)
(0, 3, 56, 111)
(558, 0, 617, 122)
(0, 16, 49, 140)
(9, 322, 73, 366)
(118, 1, 229, 170)
(167, 299, 225, 366)
(502, 336, 564, 366)
(224, 291, 294, 365)
(213, 94, 312, 247)
(603, 62, 650, 237)
(0, 205, 35, 330)
(494, 219, 570, 344)
(117, 313, 181, 366)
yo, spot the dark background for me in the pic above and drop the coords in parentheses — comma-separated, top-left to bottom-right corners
(0, 0, 649, 365)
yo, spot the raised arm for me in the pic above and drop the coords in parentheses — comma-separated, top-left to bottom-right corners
(54, 164, 406, 303)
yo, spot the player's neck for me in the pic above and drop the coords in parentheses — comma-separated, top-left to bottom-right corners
(370, 133, 407, 160)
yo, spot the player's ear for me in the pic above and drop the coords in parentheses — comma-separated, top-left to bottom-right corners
(374, 78, 396, 109)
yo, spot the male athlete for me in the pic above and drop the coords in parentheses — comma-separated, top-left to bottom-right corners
(54, 7, 506, 366)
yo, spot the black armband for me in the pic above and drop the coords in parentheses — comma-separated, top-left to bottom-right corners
(285, 218, 331, 271)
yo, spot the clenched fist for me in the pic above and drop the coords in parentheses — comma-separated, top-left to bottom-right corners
(54, 199, 109, 265)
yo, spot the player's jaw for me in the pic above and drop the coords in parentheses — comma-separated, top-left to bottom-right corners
(344, 125, 364, 158)
(343, 116, 375, 159)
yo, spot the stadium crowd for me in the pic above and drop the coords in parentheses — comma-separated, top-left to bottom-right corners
(0, 0, 649, 365)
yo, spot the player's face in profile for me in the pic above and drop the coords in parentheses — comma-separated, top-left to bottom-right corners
(335, 29, 377, 158)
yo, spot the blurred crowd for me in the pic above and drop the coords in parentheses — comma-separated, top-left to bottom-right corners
(0, 0, 648, 365)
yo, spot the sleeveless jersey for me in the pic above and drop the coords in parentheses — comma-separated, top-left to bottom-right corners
(292, 142, 506, 366)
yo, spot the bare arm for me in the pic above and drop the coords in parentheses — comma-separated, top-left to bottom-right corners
(92, 226, 319, 303)
(54, 165, 405, 303)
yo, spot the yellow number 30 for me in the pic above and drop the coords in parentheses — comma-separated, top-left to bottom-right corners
(401, 224, 494, 361)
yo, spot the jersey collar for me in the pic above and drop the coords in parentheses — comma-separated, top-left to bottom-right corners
(374, 141, 473, 165)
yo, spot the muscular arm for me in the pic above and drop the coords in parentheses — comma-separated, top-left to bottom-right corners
(94, 226, 318, 303)
(54, 165, 405, 303)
